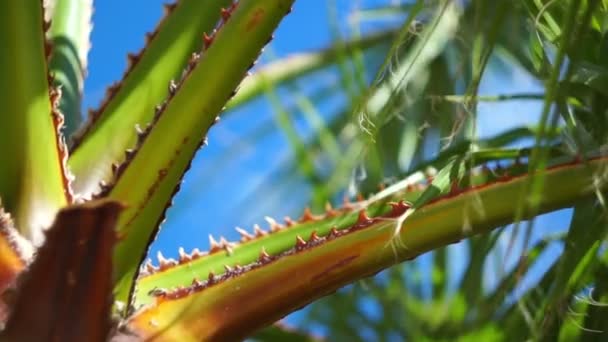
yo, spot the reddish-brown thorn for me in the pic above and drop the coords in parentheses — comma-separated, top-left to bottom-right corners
(299, 207, 318, 223)
(388, 201, 410, 216)
(253, 224, 267, 237)
(208, 234, 222, 254)
(144, 260, 158, 274)
(156, 251, 177, 271)
(356, 209, 371, 224)
(356, 193, 365, 202)
(284, 216, 295, 227)
(203, 32, 215, 48)
(163, 2, 177, 14)
(178, 247, 191, 263)
(328, 226, 340, 239)
(309, 230, 320, 241)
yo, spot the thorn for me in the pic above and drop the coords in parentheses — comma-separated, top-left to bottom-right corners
(223, 264, 233, 273)
(357, 209, 371, 224)
(284, 216, 295, 227)
(207, 272, 216, 285)
(235, 227, 254, 241)
(145, 31, 157, 43)
(221, 8, 232, 21)
(163, 2, 178, 15)
(203, 32, 214, 48)
(295, 235, 307, 250)
(388, 201, 410, 216)
(253, 224, 267, 237)
(111, 163, 119, 174)
(264, 216, 283, 232)
(144, 259, 158, 274)
(157, 251, 177, 271)
(309, 230, 320, 241)
(191, 248, 203, 259)
(127, 52, 139, 66)
(259, 247, 272, 263)
(124, 149, 136, 160)
(191, 278, 203, 289)
(328, 227, 340, 239)
(43, 19, 52, 32)
(218, 237, 234, 255)
(208, 234, 221, 253)
(168, 79, 177, 95)
(299, 207, 317, 222)
(178, 247, 191, 263)
(135, 123, 145, 136)
(324, 202, 338, 217)
(356, 193, 365, 202)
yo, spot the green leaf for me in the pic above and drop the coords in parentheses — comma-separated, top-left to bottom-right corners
(0, 0, 70, 244)
(127, 157, 607, 340)
(109, 0, 296, 309)
(67, 0, 233, 197)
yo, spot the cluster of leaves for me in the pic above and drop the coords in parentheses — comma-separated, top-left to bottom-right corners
(0, 0, 607, 341)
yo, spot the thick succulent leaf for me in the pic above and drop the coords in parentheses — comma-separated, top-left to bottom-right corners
(0, 0, 70, 244)
(126, 157, 608, 341)
(110, 0, 296, 307)
(0, 200, 123, 342)
(45, 0, 93, 134)
(68, 0, 232, 197)
(228, 29, 395, 110)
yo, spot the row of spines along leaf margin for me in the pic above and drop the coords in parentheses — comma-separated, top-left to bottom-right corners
(42, 0, 75, 204)
(135, 155, 599, 305)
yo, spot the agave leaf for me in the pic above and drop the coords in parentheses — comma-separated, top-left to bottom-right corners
(126, 157, 607, 341)
(109, 0, 296, 308)
(67, 0, 233, 197)
(0, 0, 70, 244)
(0, 200, 123, 342)
(45, 0, 93, 133)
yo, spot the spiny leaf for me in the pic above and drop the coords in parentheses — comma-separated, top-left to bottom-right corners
(109, 0, 297, 309)
(0, 200, 124, 342)
(126, 157, 607, 341)
(67, 0, 233, 197)
(0, 0, 71, 245)
(45, 0, 93, 134)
